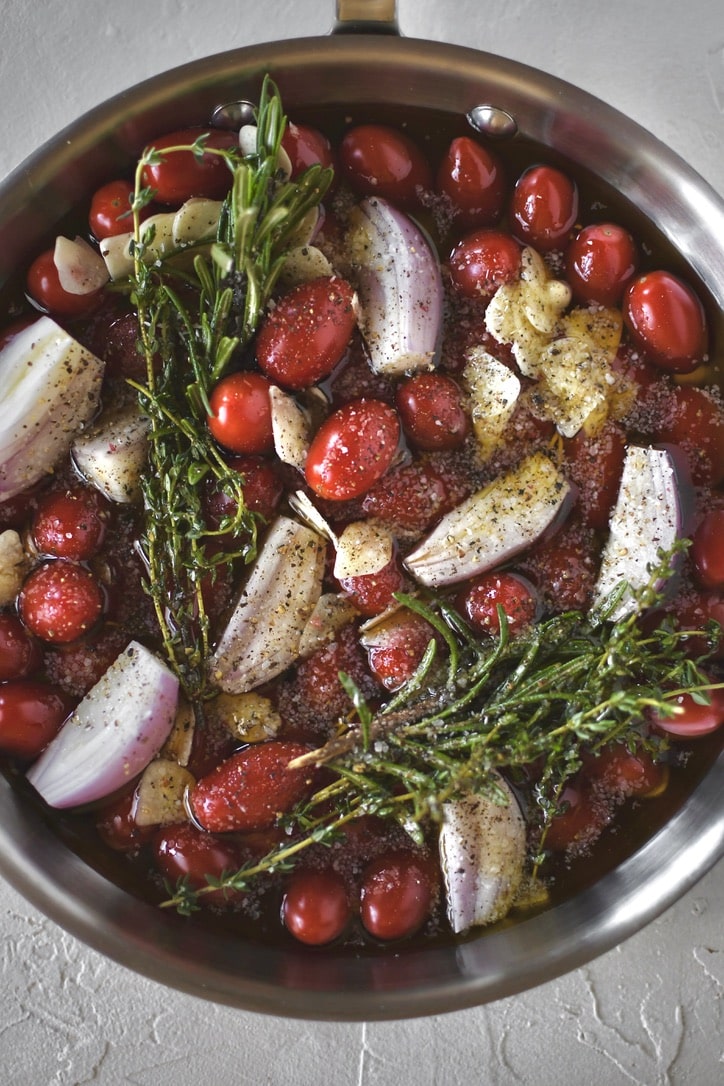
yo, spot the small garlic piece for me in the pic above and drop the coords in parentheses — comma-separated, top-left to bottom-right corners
(0, 530, 29, 606)
(207, 691, 282, 743)
(72, 403, 150, 503)
(333, 520, 394, 580)
(269, 386, 311, 469)
(299, 593, 360, 657)
(463, 348, 521, 463)
(133, 759, 196, 828)
(54, 236, 109, 295)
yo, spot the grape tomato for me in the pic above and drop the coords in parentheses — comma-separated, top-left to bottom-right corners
(339, 123, 432, 208)
(141, 127, 237, 204)
(304, 398, 401, 501)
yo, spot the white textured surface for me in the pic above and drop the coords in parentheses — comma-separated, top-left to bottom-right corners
(1, 1, 723, 1083)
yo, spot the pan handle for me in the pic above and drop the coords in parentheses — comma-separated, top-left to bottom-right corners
(332, 0, 399, 34)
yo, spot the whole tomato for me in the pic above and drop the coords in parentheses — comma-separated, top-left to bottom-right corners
(26, 248, 103, 319)
(566, 222, 638, 306)
(282, 867, 351, 945)
(360, 849, 437, 940)
(447, 229, 521, 299)
(436, 136, 505, 228)
(255, 276, 356, 390)
(623, 270, 708, 373)
(0, 680, 72, 759)
(19, 560, 104, 644)
(141, 127, 237, 205)
(281, 122, 336, 178)
(395, 372, 469, 451)
(510, 164, 578, 252)
(339, 124, 432, 208)
(207, 371, 275, 455)
(88, 180, 136, 239)
(0, 614, 42, 681)
(305, 398, 401, 501)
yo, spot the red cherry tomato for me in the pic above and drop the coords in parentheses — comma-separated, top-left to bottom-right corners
(0, 614, 42, 681)
(19, 560, 104, 643)
(141, 127, 237, 205)
(207, 371, 275, 455)
(455, 572, 538, 636)
(544, 781, 610, 852)
(154, 822, 245, 906)
(304, 398, 400, 501)
(282, 867, 352, 945)
(656, 386, 724, 486)
(26, 248, 103, 319)
(395, 372, 469, 451)
(255, 277, 356, 390)
(691, 509, 724, 588)
(202, 455, 283, 529)
(95, 789, 155, 852)
(339, 124, 432, 209)
(623, 271, 708, 373)
(337, 554, 405, 618)
(281, 122, 336, 178)
(190, 740, 313, 833)
(566, 222, 638, 306)
(564, 421, 627, 530)
(510, 165, 578, 252)
(522, 520, 598, 613)
(362, 455, 472, 535)
(0, 680, 72, 759)
(436, 136, 505, 228)
(88, 180, 136, 239)
(447, 229, 521, 299)
(584, 743, 666, 799)
(651, 687, 724, 738)
(364, 608, 436, 690)
(32, 487, 110, 561)
(360, 849, 436, 940)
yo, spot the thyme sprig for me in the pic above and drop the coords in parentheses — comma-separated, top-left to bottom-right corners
(161, 544, 722, 914)
(128, 77, 332, 699)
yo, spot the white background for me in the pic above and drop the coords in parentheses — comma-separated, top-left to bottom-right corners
(0, 2, 723, 1084)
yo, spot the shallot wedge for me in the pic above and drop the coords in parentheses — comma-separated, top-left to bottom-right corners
(27, 642, 179, 808)
(439, 778, 527, 934)
(0, 317, 104, 502)
(347, 197, 442, 376)
(592, 445, 682, 620)
(72, 403, 150, 503)
(209, 516, 326, 693)
(405, 452, 570, 587)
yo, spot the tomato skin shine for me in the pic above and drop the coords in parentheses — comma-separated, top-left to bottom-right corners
(255, 276, 356, 390)
(360, 849, 436, 940)
(511, 165, 578, 252)
(0, 681, 72, 759)
(207, 371, 275, 455)
(339, 124, 432, 208)
(141, 127, 237, 204)
(19, 560, 104, 644)
(623, 270, 708, 373)
(566, 222, 638, 306)
(282, 867, 352, 945)
(305, 398, 401, 501)
(88, 180, 136, 239)
(436, 137, 505, 228)
(395, 372, 469, 451)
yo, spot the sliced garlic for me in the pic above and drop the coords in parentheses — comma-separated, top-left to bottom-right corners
(210, 516, 326, 693)
(133, 759, 196, 828)
(101, 198, 222, 280)
(439, 778, 526, 934)
(277, 244, 334, 290)
(172, 198, 224, 246)
(463, 348, 521, 463)
(404, 452, 570, 587)
(72, 403, 150, 503)
(333, 520, 394, 580)
(54, 235, 109, 295)
(269, 386, 311, 469)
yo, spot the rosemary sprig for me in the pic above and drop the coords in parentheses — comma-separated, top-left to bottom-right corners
(161, 544, 722, 914)
(128, 77, 332, 699)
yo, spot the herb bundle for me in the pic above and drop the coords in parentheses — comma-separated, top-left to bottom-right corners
(127, 77, 332, 699)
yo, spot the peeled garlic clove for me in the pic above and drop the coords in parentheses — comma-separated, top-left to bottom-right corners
(299, 593, 360, 657)
(133, 758, 196, 827)
(206, 691, 282, 743)
(172, 198, 223, 246)
(210, 516, 326, 693)
(277, 244, 333, 290)
(333, 520, 394, 579)
(533, 338, 613, 438)
(269, 386, 311, 469)
(54, 236, 109, 295)
(463, 348, 521, 463)
(405, 453, 570, 587)
(0, 529, 29, 606)
(439, 777, 526, 933)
